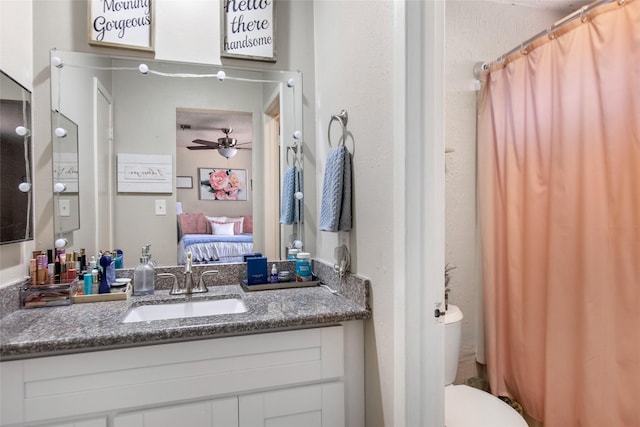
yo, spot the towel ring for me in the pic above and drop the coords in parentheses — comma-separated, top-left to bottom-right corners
(328, 110, 348, 148)
(286, 145, 298, 167)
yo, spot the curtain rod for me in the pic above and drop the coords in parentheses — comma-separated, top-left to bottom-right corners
(474, 0, 620, 78)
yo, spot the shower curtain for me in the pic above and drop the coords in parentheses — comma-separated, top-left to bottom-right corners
(477, 1, 640, 426)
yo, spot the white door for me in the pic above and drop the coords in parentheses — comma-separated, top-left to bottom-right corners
(239, 383, 344, 427)
(94, 78, 113, 253)
(113, 397, 238, 427)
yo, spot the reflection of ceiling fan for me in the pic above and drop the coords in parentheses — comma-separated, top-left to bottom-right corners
(187, 128, 251, 159)
(186, 127, 252, 151)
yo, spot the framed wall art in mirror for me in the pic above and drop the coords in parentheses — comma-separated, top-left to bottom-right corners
(0, 70, 33, 245)
(199, 168, 248, 201)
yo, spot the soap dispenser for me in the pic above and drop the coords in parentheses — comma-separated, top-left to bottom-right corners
(133, 247, 155, 296)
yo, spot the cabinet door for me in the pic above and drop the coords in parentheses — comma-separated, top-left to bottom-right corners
(113, 397, 238, 427)
(239, 383, 344, 427)
(45, 419, 106, 427)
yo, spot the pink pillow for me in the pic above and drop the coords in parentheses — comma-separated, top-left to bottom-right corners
(242, 215, 253, 234)
(180, 213, 208, 235)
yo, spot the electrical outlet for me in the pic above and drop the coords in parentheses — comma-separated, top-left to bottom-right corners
(155, 199, 166, 216)
(58, 199, 70, 217)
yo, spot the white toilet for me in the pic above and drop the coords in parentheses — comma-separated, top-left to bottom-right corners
(444, 305, 528, 427)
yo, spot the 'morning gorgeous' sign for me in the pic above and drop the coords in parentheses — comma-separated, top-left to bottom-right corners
(89, 0, 153, 51)
(222, 0, 276, 62)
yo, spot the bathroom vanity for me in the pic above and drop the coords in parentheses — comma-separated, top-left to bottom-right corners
(0, 267, 370, 427)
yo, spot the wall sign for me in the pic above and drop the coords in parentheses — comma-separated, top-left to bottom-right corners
(221, 0, 276, 62)
(88, 0, 154, 52)
(117, 153, 172, 193)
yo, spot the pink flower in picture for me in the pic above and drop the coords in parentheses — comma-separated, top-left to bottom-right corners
(199, 168, 248, 201)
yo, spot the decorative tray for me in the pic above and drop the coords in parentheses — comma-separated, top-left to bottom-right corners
(240, 280, 320, 292)
(72, 283, 132, 303)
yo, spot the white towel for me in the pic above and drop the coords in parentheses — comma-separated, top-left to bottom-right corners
(320, 145, 352, 232)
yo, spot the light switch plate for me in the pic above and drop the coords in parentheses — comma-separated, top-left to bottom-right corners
(155, 199, 166, 216)
(58, 199, 71, 217)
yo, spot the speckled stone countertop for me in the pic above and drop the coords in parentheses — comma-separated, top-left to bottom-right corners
(0, 259, 371, 360)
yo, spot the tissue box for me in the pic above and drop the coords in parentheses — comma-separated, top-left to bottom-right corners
(246, 256, 268, 285)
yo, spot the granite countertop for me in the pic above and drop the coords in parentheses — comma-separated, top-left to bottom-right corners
(0, 282, 370, 360)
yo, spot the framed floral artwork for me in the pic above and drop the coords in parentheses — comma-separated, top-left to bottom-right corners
(198, 168, 247, 201)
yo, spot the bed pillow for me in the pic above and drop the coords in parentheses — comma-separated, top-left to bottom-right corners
(179, 213, 208, 235)
(242, 215, 253, 234)
(225, 217, 245, 234)
(211, 217, 243, 235)
(206, 216, 227, 223)
(212, 222, 235, 236)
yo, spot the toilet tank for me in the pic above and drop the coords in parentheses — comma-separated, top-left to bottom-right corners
(444, 305, 464, 385)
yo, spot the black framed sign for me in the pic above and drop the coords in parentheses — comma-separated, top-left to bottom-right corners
(221, 0, 276, 62)
(88, 0, 154, 52)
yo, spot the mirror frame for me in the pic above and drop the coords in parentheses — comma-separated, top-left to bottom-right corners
(0, 70, 34, 245)
(50, 49, 304, 266)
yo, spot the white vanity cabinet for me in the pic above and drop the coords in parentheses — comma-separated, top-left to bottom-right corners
(0, 322, 363, 427)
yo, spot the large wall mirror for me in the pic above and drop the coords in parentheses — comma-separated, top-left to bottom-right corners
(50, 50, 303, 267)
(0, 70, 33, 245)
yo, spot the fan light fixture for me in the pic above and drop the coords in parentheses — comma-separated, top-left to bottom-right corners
(218, 147, 238, 158)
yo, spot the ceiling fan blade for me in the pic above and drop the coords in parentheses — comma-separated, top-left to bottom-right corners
(192, 138, 219, 146)
(186, 145, 217, 150)
(235, 141, 253, 146)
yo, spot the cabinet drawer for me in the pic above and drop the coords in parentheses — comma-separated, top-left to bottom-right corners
(1, 326, 344, 424)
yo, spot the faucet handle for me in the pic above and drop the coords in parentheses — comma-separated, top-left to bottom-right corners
(194, 270, 218, 293)
(158, 272, 183, 295)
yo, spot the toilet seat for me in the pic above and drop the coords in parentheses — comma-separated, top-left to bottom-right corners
(445, 385, 528, 427)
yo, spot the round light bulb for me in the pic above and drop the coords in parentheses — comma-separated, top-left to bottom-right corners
(18, 182, 31, 192)
(293, 240, 303, 249)
(293, 130, 302, 140)
(15, 126, 30, 137)
(54, 182, 66, 193)
(295, 191, 304, 200)
(51, 56, 64, 68)
(138, 64, 149, 74)
(287, 78, 295, 87)
(216, 70, 226, 81)
(54, 127, 67, 138)
(55, 238, 69, 249)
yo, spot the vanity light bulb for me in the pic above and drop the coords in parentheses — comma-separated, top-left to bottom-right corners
(51, 56, 64, 68)
(54, 182, 67, 193)
(54, 127, 67, 138)
(293, 240, 303, 249)
(15, 126, 30, 137)
(287, 78, 295, 88)
(295, 191, 304, 200)
(293, 130, 302, 140)
(18, 182, 31, 192)
(138, 64, 149, 74)
(216, 70, 226, 81)
(55, 237, 69, 249)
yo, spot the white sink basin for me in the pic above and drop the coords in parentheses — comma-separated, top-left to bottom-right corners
(123, 298, 247, 323)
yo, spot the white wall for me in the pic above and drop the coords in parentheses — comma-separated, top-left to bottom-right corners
(0, 0, 34, 286)
(444, 0, 565, 382)
(313, 2, 397, 425)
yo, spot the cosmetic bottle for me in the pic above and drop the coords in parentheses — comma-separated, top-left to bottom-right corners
(133, 249, 155, 296)
(295, 252, 312, 282)
(270, 264, 279, 283)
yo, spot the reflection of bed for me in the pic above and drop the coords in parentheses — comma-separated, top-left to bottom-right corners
(177, 212, 254, 264)
(178, 233, 253, 264)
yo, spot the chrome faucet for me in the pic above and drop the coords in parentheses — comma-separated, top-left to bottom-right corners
(194, 270, 218, 293)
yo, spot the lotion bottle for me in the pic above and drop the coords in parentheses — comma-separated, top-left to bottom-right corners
(270, 264, 279, 283)
(133, 248, 155, 296)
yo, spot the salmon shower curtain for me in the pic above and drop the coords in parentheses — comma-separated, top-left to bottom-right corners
(477, 1, 640, 426)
